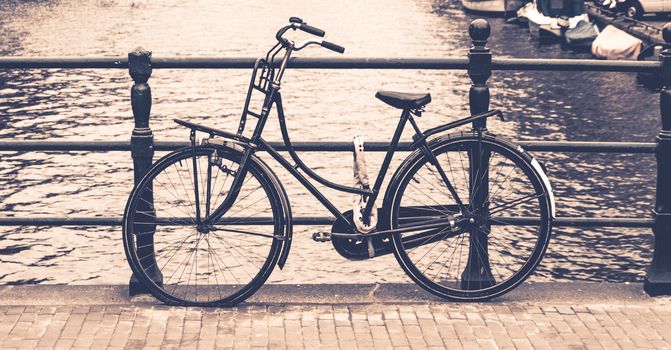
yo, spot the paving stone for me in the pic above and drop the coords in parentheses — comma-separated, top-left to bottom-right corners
(400, 311, 419, 325)
(0, 296, 670, 349)
(366, 311, 384, 326)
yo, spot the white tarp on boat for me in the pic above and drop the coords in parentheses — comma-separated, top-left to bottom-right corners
(518, 2, 589, 30)
(591, 25, 642, 60)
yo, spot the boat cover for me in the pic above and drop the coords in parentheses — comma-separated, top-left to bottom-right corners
(565, 20, 599, 45)
(591, 25, 642, 60)
(519, 2, 589, 29)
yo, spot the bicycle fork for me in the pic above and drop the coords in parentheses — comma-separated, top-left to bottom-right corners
(189, 130, 252, 230)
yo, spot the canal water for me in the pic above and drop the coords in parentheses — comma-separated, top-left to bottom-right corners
(0, 0, 659, 285)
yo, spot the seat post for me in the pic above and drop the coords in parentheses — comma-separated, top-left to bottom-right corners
(407, 109, 424, 139)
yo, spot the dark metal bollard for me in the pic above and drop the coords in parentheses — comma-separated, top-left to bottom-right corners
(645, 24, 671, 296)
(128, 48, 163, 296)
(461, 19, 496, 289)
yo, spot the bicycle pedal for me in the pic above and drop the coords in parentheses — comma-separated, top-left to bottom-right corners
(312, 231, 331, 242)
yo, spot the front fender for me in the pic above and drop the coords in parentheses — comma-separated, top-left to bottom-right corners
(204, 141, 294, 269)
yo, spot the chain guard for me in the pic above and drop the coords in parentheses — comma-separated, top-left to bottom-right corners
(331, 209, 393, 260)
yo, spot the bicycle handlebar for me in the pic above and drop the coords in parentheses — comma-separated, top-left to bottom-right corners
(275, 17, 345, 54)
(299, 23, 325, 37)
(321, 40, 345, 54)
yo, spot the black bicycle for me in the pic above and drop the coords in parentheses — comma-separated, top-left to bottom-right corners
(122, 17, 556, 306)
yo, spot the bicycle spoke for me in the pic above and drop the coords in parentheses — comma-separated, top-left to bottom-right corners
(170, 161, 198, 218)
(152, 178, 198, 220)
(488, 192, 544, 216)
(209, 226, 275, 239)
(468, 151, 499, 205)
(138, 193, 194, 226)
(430, 236, 459, 281)
(407, 180, 457, 216)
(161, 166, 197, 218)
(156, 229, 198, 271)
(210, 234, 257, 278)
(411, 226, 451, 265)
(205, 235, 223, 300)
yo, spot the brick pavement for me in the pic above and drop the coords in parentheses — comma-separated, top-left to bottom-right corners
(1, 300, 670, 349)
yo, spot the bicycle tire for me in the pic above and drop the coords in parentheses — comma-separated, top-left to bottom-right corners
(123, 145, 288, 306)
(387, 131, 553, 301)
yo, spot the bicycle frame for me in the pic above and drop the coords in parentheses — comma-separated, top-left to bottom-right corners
(195, 43, 502, 234)
(201, 87, 414, 228)
(262, 92, 406, 224)
(199, 94, 500, 233)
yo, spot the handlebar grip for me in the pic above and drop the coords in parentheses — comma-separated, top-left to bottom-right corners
(300, 23, 326, 37)
(321, 40, 345, 54)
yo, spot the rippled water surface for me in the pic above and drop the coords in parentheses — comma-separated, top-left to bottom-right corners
(0, 0, 659, 285)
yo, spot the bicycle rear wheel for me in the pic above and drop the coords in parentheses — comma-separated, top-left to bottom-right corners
(388, 132, 553, 301)
(123, 145, 286, 306)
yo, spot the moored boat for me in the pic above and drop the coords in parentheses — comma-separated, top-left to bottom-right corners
(517, 0, 594, 45)
(521, 2, 562, 42)
(564, 19, 600, 50)
(591, 24, 642, 60)
(462, 0, 527, 15)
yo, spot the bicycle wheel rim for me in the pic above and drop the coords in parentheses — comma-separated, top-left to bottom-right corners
(391, 136, 552, 300)
(123, 146, 283, 306)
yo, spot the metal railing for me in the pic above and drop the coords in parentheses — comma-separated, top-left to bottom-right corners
(1, 19, 670, 295)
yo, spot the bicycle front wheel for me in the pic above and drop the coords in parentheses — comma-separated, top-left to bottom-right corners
(388, 132, 553, 301)
(123, 145, 286, 306)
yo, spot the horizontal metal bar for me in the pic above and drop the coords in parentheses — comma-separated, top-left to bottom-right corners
(0, 217, 123, 226)
(0, 217, 334, 226)
(155, 57, 471, 70)
(0, 57, 468, 70)
(0, 141, 135, 151)
(0, 56, 659, 73)
(0, 140, 656, 153)
(498, 216, 654, 227)
(492, 58, 660, 73)
(553, 217, 654, 228)
(518, 141, 656, 153)
(0, 57, 128, 69)
(0, 216, 654, 228)
(0, 140, 411, 152)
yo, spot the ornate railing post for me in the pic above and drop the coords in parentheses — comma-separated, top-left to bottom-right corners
(128, 47, 162, 296)
(461, 19, 496, 290)
(645, 24, 671, 296)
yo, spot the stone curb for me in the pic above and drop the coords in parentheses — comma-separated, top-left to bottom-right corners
(0, 282, 664, 306)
